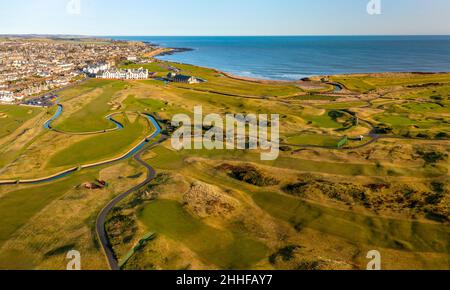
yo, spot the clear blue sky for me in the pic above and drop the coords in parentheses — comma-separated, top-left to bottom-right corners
(1, 0, 449, 36)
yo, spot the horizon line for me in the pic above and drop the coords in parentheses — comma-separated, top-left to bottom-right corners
(2, 33, 450, 38)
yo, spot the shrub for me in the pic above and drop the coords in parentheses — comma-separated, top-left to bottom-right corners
(430, 95, 443, 101)
(435, 132, 448, 139)
(328, 110, 344, 120)
(297, 259, 322, 270)
(219, 164, 279, 186)
(425, 193, 443, 205)
(416, 133, 429, 139)
(279, 145, 291, 152)
(106, 214, 138, 247)
(269, 245, 301, 265)
(374, 124, 393, 134)
(431, 182, 445, 194)
(416, 150, 447, 164)
(282, 177, 368, 205)
(282, 182, 308, 196)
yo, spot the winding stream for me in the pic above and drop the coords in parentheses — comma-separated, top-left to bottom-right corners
(45, 104, 125, 134)
(0, 104, 162, 185)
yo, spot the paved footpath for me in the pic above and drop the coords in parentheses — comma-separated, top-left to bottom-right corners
(96, 136, 168, 270)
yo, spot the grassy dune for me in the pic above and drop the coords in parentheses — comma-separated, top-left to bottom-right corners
(331, 73, 450, 93)
(386, 86, 450, 101)
(139, 199, 268, 269)
(399, 102, 449, 114)
(253, 191, 449, 253)
(147, 145, 446, 178)
(139, 148, 449, 269)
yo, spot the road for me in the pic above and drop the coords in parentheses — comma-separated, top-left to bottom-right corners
(1, 95, 170, 269)
(96, 135, 168, 270)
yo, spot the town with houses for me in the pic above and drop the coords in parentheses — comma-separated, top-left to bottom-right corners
(0, 37, 155, 104)
(0, 37, 204, 107)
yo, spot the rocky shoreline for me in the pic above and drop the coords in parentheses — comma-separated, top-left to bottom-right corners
(158, 47, 194, 56)
(142, 41, 193, 57)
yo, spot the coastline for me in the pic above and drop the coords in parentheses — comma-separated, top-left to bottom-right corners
(147, 47, 296, 84)
(140, 36, 450, 82)
(144, 47, 174, 58)
(149, 45, 450, 85)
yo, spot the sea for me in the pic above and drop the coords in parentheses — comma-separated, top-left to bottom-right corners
(110, 36, 450, 81)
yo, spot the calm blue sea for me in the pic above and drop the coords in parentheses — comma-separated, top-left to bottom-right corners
(111, 36, 450, 80)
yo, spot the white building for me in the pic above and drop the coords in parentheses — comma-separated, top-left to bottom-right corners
(83, 63, 110, 75)
(98, 68, 149, 80)
(167, 72, 201, 84)
(0, 91, 15, 103)
(59, 63, 75, 71)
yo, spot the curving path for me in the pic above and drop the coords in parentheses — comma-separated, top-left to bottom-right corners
(43, 101, 167, 270)
(96, 135, 168, 270)
(0, 99, 167, 270)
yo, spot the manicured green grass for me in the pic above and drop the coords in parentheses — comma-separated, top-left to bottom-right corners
(122, 95, 190, 124)
(139, 199, 268, 269)
(301, 112, 343, 129)
(377, 115, 414, 127)
(54, 80, 127, 132)
(253, 191, 449, 253)
(286, 134, 341, 147)
(292, 95, 338, 101)
(123, 95, 167, 112)
(57, 79, 116, 101)
(172, 88, 250, 109)
(318, 101, 368, 110)
(376, 114, 440, 129)
(123, 61, 303, 98)
(330, 77, 376, 93)
(158, 86, 296, 120)
(47, 114, 148, 169)
(165, 62, 302, 98)
(0, 105, 43, 138)
(398, 102, 449, 114)
(367, 74, 450, 87)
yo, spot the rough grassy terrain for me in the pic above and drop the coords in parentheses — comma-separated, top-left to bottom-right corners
(0, 60, 448, 270)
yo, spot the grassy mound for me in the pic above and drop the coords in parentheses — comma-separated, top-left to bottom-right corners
(139, 199, 268, 269)
(183, 182, 240, 218)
